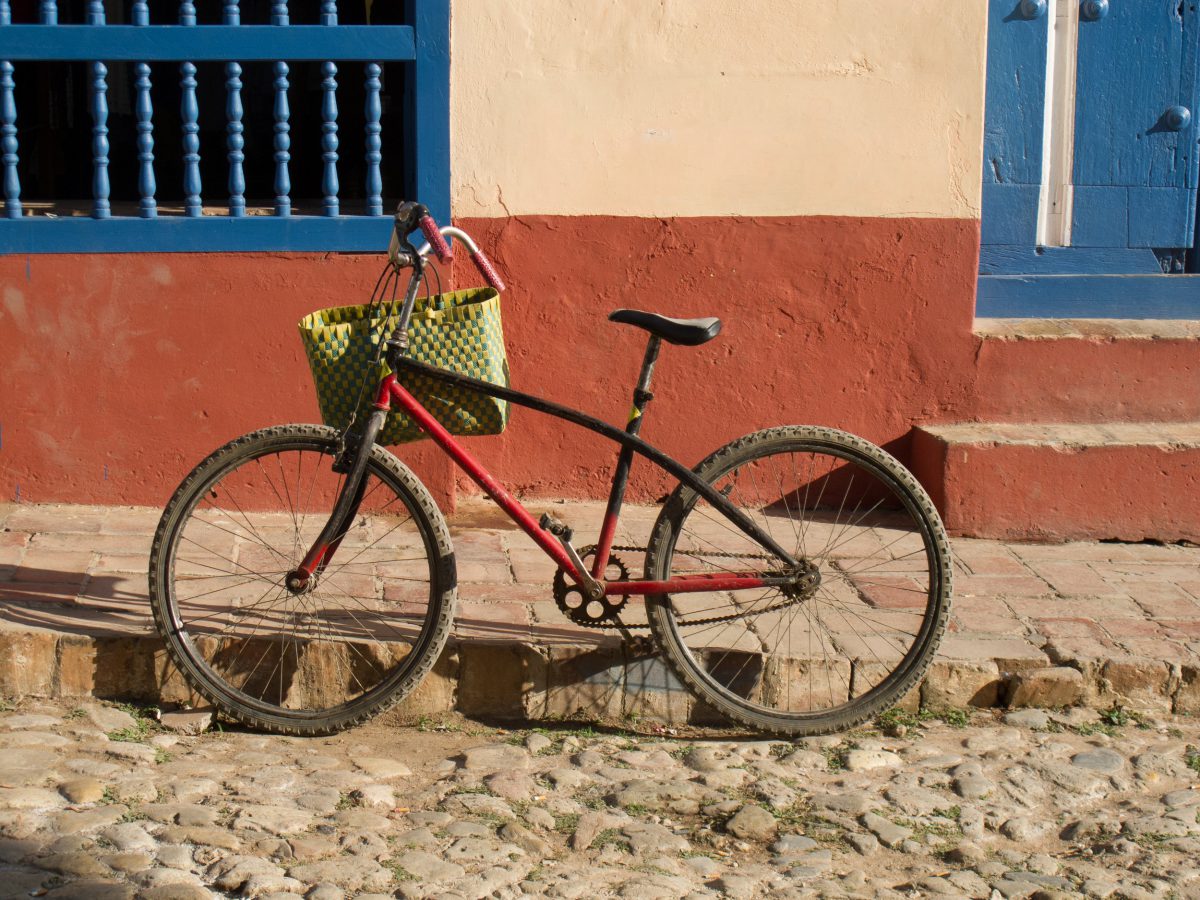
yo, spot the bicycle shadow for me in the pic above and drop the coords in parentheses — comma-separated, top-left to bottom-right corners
(0, 568, 731, 729)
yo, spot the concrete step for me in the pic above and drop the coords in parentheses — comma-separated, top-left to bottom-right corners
(912, 421, 1200, 543)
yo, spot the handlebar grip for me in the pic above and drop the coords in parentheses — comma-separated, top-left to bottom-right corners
(471, 250, 506, 292)
(418, 214, 453, 263)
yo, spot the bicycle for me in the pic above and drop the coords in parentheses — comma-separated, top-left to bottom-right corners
(148, 202, 952, 737)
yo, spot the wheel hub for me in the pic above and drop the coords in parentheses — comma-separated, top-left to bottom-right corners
(780, 558, 821, 601)
(285, 570, 316, 595)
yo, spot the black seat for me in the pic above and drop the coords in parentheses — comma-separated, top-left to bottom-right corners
(608, 309, 722, 346)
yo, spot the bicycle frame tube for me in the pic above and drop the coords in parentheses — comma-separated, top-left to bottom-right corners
(380, 362, 800, 596)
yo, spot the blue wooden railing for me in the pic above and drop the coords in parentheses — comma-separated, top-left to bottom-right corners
(0, 0, 450, 253)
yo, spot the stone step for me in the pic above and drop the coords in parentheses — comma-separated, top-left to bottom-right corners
(911, 421, 1200, 543)
(1, 614, 1196, 723)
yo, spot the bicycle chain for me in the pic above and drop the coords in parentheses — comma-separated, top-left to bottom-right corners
(554, 544, 810, 631)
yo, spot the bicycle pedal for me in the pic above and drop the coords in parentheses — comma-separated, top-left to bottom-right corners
(538, 512, 573, 541)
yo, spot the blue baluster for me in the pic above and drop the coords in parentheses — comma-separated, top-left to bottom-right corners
(1, 62, 21, 220)
(181, 62, 201, 217)
(90, 62, 110, 218)
(272, 1, 290, 215)
(39, 1, 55, 24)
(273, 62, 290, 216)
(223, 1, 244, 217)
(226, 64, 244, 217)
(132, 1, 155, 218)
(135, 65, 155, 218)
(364, 63, 382, 216)
(321, 1, 337, 25)
(179, 2, 196, 26)
(321, 62, 339, 216)
(87, 1, 109, 218)
(0, 5, 17, 220)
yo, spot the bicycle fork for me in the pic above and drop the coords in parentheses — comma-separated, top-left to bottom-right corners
(286, 407, 388, 592)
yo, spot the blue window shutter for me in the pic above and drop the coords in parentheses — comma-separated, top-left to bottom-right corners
(1072, 0, 1200, 249)
(981, 0, 1050, 247)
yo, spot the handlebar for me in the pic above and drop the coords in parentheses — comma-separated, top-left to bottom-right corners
(389, 202, 505, 293)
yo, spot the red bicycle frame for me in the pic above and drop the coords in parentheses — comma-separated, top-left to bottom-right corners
(369, 373, 794, 597)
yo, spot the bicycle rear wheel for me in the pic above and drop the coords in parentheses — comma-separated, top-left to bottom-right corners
(149, 424, 456, 735)
(645, 426, 951, 736)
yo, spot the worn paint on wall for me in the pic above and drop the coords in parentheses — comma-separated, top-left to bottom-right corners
(3, 219, 1199, 510)
(450, 0, 988, 219)
(0, 216, 981, 506)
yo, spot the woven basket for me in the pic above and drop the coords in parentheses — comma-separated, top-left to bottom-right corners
(298, 286, 510, 444)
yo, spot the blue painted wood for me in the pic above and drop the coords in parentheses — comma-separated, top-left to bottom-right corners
(364, 62, 382, 216)
(90, 62, 110, 219)
(321, 62, 339, 216)
(982, 0, 1048, 186)
(273, 61, 291, 217)
(180, 61, 201, 218)
(226, 62, 245, 217)
(1073, 0, 1199, 248)
(977, 274, 1200, 318)
(135, 63, 156, 218)
(179, 3, 197, 27)
(0, 0, 449, 255)
(1070, 186, 1128, 247)
(406, 0, 451, 228)
(0, 216, 398, 254)
(0, 61, 20, 220)
(1130, 187, 1197, 246)
(981, 184, 1040, 245)
(38, 2, 54, 25)
(0, 3, 15, 220)
(979, 246, 1162, 275)
(133, 1, 155, 218)
(87, 3, 109, 220)
(224, 2, 243, 217)
(0, 26, 415, 61)
(320, 0, 340, 216)
(981, 0, 1049, 247)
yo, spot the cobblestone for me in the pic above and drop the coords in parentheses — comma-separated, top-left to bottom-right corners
(36, 699, 1200, 897)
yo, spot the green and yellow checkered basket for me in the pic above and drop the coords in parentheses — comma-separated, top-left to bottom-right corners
(298, 286, 510, 445)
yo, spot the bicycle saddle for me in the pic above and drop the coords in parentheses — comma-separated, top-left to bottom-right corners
(608, 309, 722, 346)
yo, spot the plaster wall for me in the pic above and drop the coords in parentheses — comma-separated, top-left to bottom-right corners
(450, 0, 988, 219)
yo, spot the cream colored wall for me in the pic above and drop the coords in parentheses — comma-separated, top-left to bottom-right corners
(450, 0, 987, 219)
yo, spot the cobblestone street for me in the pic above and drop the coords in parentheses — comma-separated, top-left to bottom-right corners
(2, 701, 1200, 899)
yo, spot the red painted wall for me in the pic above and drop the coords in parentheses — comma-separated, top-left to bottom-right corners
(2, 215, 1198, 514)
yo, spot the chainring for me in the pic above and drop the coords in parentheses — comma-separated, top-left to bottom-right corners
(552, 545, 631, 627)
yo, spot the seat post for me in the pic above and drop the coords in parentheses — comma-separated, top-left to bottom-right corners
(630, 335, 662, 429)
(591, 335, 661, 579)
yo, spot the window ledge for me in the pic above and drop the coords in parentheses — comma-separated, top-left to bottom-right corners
(974, 318, 1200, 341)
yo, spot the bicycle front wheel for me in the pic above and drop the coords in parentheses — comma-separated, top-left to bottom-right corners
(149, 424, 456, 735)
(645, 426, 951, 736)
